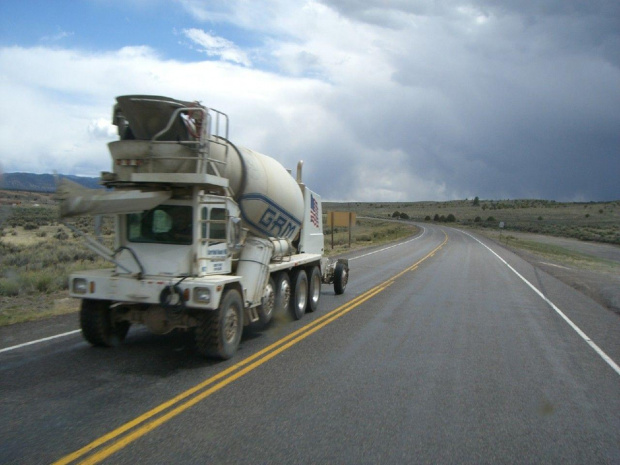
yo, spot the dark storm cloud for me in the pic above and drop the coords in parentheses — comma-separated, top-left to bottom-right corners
(2, 1, 617, 201)
(316, 0, 620, 200)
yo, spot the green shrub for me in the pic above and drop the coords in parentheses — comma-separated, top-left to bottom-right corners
(19, 271, 60, 294)
(54, 230, 69, 240)
(0, 278, 20, 297)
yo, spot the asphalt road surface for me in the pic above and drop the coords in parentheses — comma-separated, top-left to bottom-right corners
(2, 224, 619, 464)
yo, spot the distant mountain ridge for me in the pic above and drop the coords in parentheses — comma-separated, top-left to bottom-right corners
(0, 173, 102, 192)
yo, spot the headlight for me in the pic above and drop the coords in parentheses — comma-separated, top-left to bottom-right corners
(193, 287, 211, 303)
(72, 278, 88, 294)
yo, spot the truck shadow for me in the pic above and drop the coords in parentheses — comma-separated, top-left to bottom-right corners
(79, 323, 280, 378)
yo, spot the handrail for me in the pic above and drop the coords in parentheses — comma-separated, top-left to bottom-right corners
(126, 104, 231, 185)
(151, 107, 205, 142)
(150, 106, 229, 143)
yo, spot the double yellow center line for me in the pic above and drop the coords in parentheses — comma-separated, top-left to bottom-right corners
(55, 232, 448, 465)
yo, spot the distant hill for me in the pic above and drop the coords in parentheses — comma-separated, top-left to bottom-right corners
(0, 173, 102, 192)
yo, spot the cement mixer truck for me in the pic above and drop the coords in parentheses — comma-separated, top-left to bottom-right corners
(58, 95, 348, 359)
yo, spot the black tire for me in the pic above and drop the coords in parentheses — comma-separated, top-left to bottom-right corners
(195, 289, 243, 360)
(274, 272, 291, 315)
(257, 276, 276, 326)
(290, 269, 308, 320)
(334, 262, 348, 295)
(80, 299, 130, 347)
(307, 266, 321, 313)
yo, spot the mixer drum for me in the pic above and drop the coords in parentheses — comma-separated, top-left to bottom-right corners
(220, 144, 304, 242)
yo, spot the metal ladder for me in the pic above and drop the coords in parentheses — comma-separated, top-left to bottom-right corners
(199, 108, 234, 197)
(196, 199, 230, 269)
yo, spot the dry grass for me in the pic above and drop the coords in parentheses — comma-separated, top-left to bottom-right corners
(324, 218, 419, 256)
(0, 196, 114, 325)
(325, 199, 620, 245)
(477, 230, 620, 273)
(0, 293, 80, 326)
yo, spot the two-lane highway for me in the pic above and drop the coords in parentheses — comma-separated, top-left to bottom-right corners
(1, 224, 619, 464)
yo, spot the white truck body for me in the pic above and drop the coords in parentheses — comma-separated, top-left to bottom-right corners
(60, 95, 348, 359)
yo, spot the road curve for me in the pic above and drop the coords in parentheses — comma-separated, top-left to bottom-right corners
(1, 224, 619, 464)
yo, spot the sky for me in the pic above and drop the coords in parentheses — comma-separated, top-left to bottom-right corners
(0, 0, 618, 202)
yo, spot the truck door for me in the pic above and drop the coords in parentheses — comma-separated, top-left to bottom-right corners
(198, 204, 231, 275)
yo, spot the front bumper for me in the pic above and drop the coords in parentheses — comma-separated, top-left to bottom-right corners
(69, 269, 239, 310)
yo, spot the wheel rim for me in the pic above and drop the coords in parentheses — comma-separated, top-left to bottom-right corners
(297, 279, 307, 311)
(223, 305, 239, 344)
(311, 274, 321, 305)
(263, 282, 275, 318)
(341, 269, 348, 287)
(281, 280, 291, 309)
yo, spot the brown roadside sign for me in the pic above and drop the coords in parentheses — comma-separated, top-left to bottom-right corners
(326, 211, 356, 227)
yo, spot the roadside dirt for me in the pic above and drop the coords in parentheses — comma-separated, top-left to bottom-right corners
(487, 233, 620, 317)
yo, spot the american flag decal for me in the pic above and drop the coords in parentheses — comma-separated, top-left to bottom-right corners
(310, 195, 319, 228)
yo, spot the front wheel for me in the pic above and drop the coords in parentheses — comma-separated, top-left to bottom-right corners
(80, 299, 130, 347)
(195, 289, 243, 360)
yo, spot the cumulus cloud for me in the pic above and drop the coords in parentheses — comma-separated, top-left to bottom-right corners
(1, 0, 619, 201)
(0, 44, 330, 179)
(183, 28, 251, 66)
(88, 118, 118, 139)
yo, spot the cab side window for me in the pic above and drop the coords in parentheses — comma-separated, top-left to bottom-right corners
(201, 207, 226, 241)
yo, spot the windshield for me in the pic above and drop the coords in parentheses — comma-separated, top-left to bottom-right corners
(127, 205, 193, 245)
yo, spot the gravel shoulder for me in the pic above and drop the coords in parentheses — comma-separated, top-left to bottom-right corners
(481, 230, 620, 316)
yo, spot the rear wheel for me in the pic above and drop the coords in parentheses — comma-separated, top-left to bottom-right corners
(80, 299, 130, 347)
(257, 277, 276, 326)
(290, 269, 308, 320)
(334, 262, 348, 295)
(274, 272, 291, 315)
(195, 289, 243, 360)
(307, 266, 321, 313)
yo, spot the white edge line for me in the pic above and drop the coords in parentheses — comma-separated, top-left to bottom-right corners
(349, 226, 426, 261)
(0, 329, 81, 354)
(461, 230, 620, 376)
